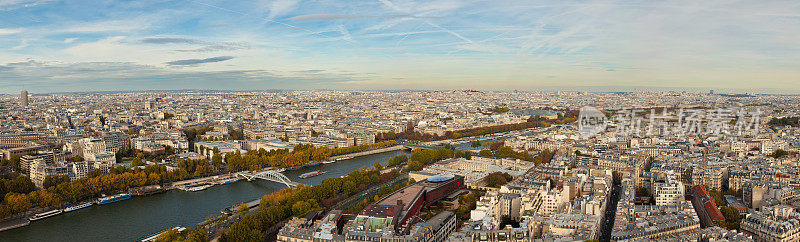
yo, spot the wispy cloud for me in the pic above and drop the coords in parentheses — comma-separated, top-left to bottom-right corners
(0, 0, 55, 10)
(287, 13, 420, 21)
(2, 0, 800, 93)
(140, 37, 199, 44)
(265, 0, 299, 19)
(0, 28, 24, 35)
(12, 40, 29, 50)
(165, 56, 235, 66)
(61, 19, 153, 33)
(0, 60, 366, 92)
(139, 37, 249, 52)
(337, 25, 353, 42)
(175, 43, 249, 52)
(288, 14, 365, 21)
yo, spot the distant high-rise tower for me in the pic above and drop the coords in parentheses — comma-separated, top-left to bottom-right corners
(21, 90, 29, 106)
(709, 89, 714, 95)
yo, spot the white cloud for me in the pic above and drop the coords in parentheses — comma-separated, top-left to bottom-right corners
(61, 19, 153, 33)
(0, 28, 24, 35)
(63, 38, 77, 43)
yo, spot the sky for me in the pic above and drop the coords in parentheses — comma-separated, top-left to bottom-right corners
(1, 0, 799, 94)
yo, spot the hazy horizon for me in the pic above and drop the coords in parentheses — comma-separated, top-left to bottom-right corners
(3, 86, 798, 96)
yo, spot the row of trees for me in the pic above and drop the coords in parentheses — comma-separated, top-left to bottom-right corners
(768, 117, 800, 127)
(222, 140, 397, 171)
(405, 148, 456, 171)
(155, 227, 208, 242)
(384, 147, 471, 171)
(375, 131, 398, 141)
(330, 140, 397, 156)
(0, 175, 36, 204)
(0, 159, 218, 219)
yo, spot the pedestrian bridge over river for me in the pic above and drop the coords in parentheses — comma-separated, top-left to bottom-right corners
(238, 170, 299, 187)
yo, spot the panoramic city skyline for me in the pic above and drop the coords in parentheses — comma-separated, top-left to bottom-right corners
(3, 1, 800, 241)
(2, 0, 800, 94)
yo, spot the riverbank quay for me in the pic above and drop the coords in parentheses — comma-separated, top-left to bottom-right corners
(0, 218, 30, 232)
(169, 173, 239, 188)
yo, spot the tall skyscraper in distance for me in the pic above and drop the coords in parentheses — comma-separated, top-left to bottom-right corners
(21, 90, 29, 106)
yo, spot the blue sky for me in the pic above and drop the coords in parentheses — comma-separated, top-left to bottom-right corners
(1, 0, 799, 93)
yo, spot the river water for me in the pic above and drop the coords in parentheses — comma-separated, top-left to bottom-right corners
(0, 150, 409, 242)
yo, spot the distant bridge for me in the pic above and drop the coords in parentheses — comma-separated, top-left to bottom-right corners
(402, 143, 445, 150)
(238, 170, 299, 187)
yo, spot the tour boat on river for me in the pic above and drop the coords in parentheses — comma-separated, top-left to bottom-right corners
(96, 193, 131, 205)
(299, 170, 326, 179)
(29, 209, 62, 221)
(63, 202, 93, 213)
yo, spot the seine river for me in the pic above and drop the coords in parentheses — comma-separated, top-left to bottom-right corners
(0, 150, 409, 242)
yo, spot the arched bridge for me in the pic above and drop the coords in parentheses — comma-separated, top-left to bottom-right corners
(238, 170, 299, 187)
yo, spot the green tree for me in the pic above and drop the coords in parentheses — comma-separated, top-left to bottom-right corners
(487, 172, 512, 188)
(183, 227, 209, 242)
(719, 206, 741, 230)
(291, 200, 315, 217)
(387, 154, 408, 167)
(237, 203, 248, 214)
(5, 193, 31, 213)
(212, 153, 223, 168)
(342, 180, 357, 195)
(42, 175, 70, 189)
(470, 140, 483, 148)
(155, 228, 180, 242)
(462, 151, 472, 160)
(709, 190, 725, 207)
(132, 158, 144, 167)
(773, 149, 789, 158)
